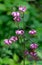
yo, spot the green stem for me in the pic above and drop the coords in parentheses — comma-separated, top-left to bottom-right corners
(23, 12, 25, 65)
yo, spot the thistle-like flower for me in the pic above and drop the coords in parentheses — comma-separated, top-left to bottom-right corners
(30, 43, 38, 49)
(15, 30, 24, 35)
(19, 6, 26, 12)
(4, 39, 12, 45)
(10, 36, 18, 42)
(29, 30, 36, 35)
(12, 12, 20, 17)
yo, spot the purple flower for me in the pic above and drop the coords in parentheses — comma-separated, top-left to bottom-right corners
(10, 36, 18, 42)
(19, 6, 26, 12)
(29, 30, 36, 35)
(30, 52, 37, 56)
(30, 43, 38, 49)
(15, 30, 24, 35)
(8, 40, 12, 44)
(13, 17, 17, 21)
(4, 36, 18, 45)
(12, 12, 20, 17)
(4, 39, 12, 45)
(13, 17, 21, 22)
(12, 11, 21, 22)
(16, 17, 21, 22)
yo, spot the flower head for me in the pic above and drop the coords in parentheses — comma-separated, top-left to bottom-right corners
(30, 43, 38, 49)
(13, 17, 21, 22)
(10, 36, 18, 42)
(19, 6, 26, 12)
(8, 40, 12, 44)
(12, 12, 20, 17)
(30, 52, 37, 56)
(4, 39, 12, 45)
(15, 30, 24, 35)
(29, 30, 36, 35)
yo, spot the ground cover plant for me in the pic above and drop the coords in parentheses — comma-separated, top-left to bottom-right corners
(0, 0, 42, 65)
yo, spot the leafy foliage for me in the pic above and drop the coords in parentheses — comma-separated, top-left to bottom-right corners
(0, 0, 42, 65)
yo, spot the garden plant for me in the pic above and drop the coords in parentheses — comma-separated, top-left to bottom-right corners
(0, 0, 42, 65)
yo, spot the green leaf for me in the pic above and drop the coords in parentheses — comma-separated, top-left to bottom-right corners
(4, 0, 12, 7)
(0, 15, 9, 22)
(37, 61, 42, 65)
(25, 59, 30, 65)
(20, 60, 24, 65)
(36, 27, 42, 41)
(36, 47, 42, 59)
(37, 51, 42, 59)
(20, 60, 29, 65)
(2, 57, 15, 65)
(0, 58, 3, 64)
(3, 57, 10, 64)
(13, 54, 19, 62)
(19, 22, 25, 29)
(23, 12, 30, 22)
(0, 4, 6, 11)
(13, 0, 30, 9)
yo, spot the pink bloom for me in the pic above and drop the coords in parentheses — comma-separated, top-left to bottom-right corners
(10, 36, 18, 42)
(12, 12, 16, 17)
(13, 17, 21, 22)
(12, 12, 20, 17)
(30, 43, 38, 49)
(30, 52, 37, 56)
(19, 6, 26, 12)
(12, 12, 21, 22)
(16, 12, 20, 16)
(8, 40, 12, 44)
(29, 30, 36, 35)
(15, 30, 24, 35)
(4, 39, 9, 44)
(20, 30, 24, 34)
(13, 17, 16, 21)
(4, 39, 12, 45)
(15, 30, 21, 35)
(16, 17, 21, 22)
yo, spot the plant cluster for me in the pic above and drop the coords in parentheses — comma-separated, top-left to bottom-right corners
(0, 0, 42, 65)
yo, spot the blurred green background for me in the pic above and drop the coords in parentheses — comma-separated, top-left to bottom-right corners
(0, 0, 42, 65)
